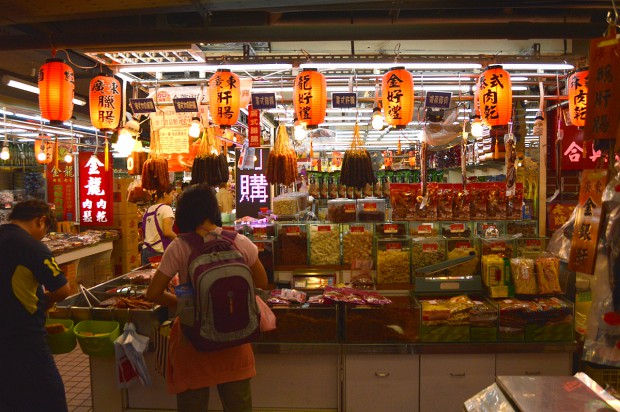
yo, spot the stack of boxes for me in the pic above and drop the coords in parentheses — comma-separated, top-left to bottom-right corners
(110, 178, 141, 275)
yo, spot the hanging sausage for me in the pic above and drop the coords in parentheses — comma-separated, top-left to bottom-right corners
(340, 123, 377, 189)
(141, 130, 169, 191)
(265, 124, 297, 186)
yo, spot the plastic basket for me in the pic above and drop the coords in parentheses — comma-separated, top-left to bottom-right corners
(74, 320, 120, 357)
(582, 363, 620, 391)
(45, 318, 76, 354)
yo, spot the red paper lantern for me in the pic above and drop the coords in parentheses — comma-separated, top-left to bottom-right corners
(89, 74, 122, 131)
(382, 67, 414, 129)
(568, 68, 588, 127)
(293, 68, 327, 129)
(208, 69, 240, 129)
(34, 134, 54, 164)
(38, 58, 74, 125)
(478, 65, 512, 126)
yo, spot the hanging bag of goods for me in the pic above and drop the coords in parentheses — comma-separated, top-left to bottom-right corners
(190, 126, 228, 186)
(141, 130, 169, 191)
(340, 123, 377, 189)
(265, 123, 297, 186)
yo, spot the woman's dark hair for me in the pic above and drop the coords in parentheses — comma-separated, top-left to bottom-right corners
(9, 199, 56, 230)
(175, 183, 222, 233)
(153, 184, 176, 203)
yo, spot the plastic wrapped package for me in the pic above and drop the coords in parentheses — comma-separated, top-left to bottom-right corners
(464, 383, 516, 412)
(272, 194, 299, 215)
(535, 255, 562, 294)
(308, 223, 341, 265)
(510, 258, 537, 295)
(496, 296, 573, 342)
(376, 238, 411, 284)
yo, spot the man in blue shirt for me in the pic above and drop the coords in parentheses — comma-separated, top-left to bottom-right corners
(0, 199, 71, 412)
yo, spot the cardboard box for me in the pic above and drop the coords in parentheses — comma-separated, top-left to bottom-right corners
(113, 201, 139, 216)
(111, 247, 141, 276)
(59, 261, 78, 295)
(113, 177, 136, 204)
(108, 213, 141, 251)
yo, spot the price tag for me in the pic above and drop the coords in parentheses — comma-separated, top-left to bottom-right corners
(384, 224, 399, 234)
(422, 243, 439, 253)
(255, 242, 265, 252)
(385, 242, 402, 251)
(286, 226, 301, 236)
(344, 203, 356, 213)
(449, 223, 465, 233)
(253, 227, 267, 238)
(350, 226, 365, 234)
(317, 225, 332, 232)
(363, 202, 377, 212)
(417, 224, 433, 234)
(455, 241, 471, 249)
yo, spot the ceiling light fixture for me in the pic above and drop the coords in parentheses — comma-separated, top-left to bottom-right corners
(300, 62, 482, 70)
(500, 63, 574, 71)
(3, 75, 87, 106)
(117, 63, 293, 73)
(188, 116, 204, 138)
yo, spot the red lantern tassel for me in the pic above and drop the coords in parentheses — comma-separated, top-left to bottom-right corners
(54, 137, 59, 169)
(105, 138, 109, 171)
(582, 140, 587, 159)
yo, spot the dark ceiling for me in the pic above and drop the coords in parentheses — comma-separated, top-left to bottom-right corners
(0, 0, 613, 124)
(0, 0, 611, 50)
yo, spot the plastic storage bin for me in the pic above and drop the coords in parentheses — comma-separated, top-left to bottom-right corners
(441, 222, 474, 238)
(259, 304, 339, 343)
(376, 222, 407, 238)
(446, 239, 479, 277)
(308, 223, 341, 265)
(74, 320, 120, 357)
(254, 239, 275, 284)
(276, 223, 308, 266)
(341, 223, 374, 265)
(410, 237, 447, 273)
(376, 238, 411, 284)
(409, 221, 440, 237)
(356, 198, 386, 222)
(326, 198, 357, 223)
(45, 318, 77, 354)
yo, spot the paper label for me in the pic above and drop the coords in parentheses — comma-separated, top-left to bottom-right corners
(363, 202, 377, 212)
(385, 242, 402, 251)
(450, 223, 465, 233)
(417, 224, 433, 234)
(286, 226, 301, 236)
(344, 204, 356, 213)
(384, 224, 399, 234)
(422, 243, 439, 253)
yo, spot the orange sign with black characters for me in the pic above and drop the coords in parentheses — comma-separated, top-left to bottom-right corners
(584, 28, 620, 142)
(568, 169, 608, 274)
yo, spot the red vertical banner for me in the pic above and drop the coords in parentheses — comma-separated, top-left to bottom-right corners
(46, 146, 76, 221)
(247, 104, 261, 148)
(78, 151, 113, 226)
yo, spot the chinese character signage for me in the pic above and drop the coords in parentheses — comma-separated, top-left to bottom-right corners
(79, 152, 113, 227)
(247, 105, 261, 148)
(425, 91, 452, 109)
(46, 145, 75, 221)
(251, 93, 277, 110)
(549, 111, 604, 170)
(172, 97, 198, 112)
(129, 98, 156, 114)
(547, 202, 577, 231)
(331, 92, 357, 109)
(584, 31, 620, 142)
(235, 148, 271, 218)
(568, 169, 608, 274)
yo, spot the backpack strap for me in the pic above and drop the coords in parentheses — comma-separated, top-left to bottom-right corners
(179, 231, 205, 250)
(143, 204, 166, 251)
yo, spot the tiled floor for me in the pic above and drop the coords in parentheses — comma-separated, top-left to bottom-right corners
(54, 348, 93, 412)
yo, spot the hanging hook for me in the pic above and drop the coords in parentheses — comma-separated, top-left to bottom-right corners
(393, 43, 401, 63)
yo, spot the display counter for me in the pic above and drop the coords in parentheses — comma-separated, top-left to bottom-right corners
(53, 239, 115, 291)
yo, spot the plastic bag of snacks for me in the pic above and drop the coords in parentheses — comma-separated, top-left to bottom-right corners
(535, 255, 562, 294)
(510, 258, 537, 295)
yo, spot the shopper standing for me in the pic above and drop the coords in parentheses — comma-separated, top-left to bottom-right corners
(146, 183, 268, 412)
(0, 199, 71, 412)
(141, 185, 177, 265)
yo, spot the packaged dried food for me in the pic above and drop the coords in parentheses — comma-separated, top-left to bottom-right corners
(276, 223, 308, 266)
(481, 255, 506, 287)
(326, 199, 356, 223)
(409, 222, 439, 237)
(376, 239, 411, 283)
(453, 189, 471, 220)
(418, 295, 475, 342)
(535, 256, 562, 294)
(415, 184, 438, 221)
(479, 237, 514, 258)
(507, 221, 538, 237)
(328, 173, 339, 199)
(308, 224, 341, 265)
(487, 183, 507, 219)
(411, 238, 446, 272)
(469, 183, 489, 220)
(510, 258, 536, 295)
(475, 221, 506, 236)
(437, 186, 455, 220)
(507, 183, 524, 220)
(308, 171, 320, 198)
(342, 223, 374, 265)
(319, 172, 329, 199)
(373, 171, 384, 198)
(356, 198, 386, 222)
(446, 240, 479, 277)
(390, 183, 417, 220)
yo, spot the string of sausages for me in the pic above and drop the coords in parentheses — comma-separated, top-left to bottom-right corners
(340, 123, 377, 189)
(265, 124, 297, 186)
(141, 130, 169, 191)
(190, 126, 229, 186)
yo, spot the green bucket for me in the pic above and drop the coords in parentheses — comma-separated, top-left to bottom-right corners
(45, 318, 77, 354)
(74, 320, 120, 357)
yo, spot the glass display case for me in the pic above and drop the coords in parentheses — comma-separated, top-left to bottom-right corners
(275, 223, 308, 266)
(376, 238, 411, 284)
(308, 223, 341, 265)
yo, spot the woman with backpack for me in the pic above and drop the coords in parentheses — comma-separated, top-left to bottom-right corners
(141, 185, 177, 265)
(146, 183, 268, 412)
